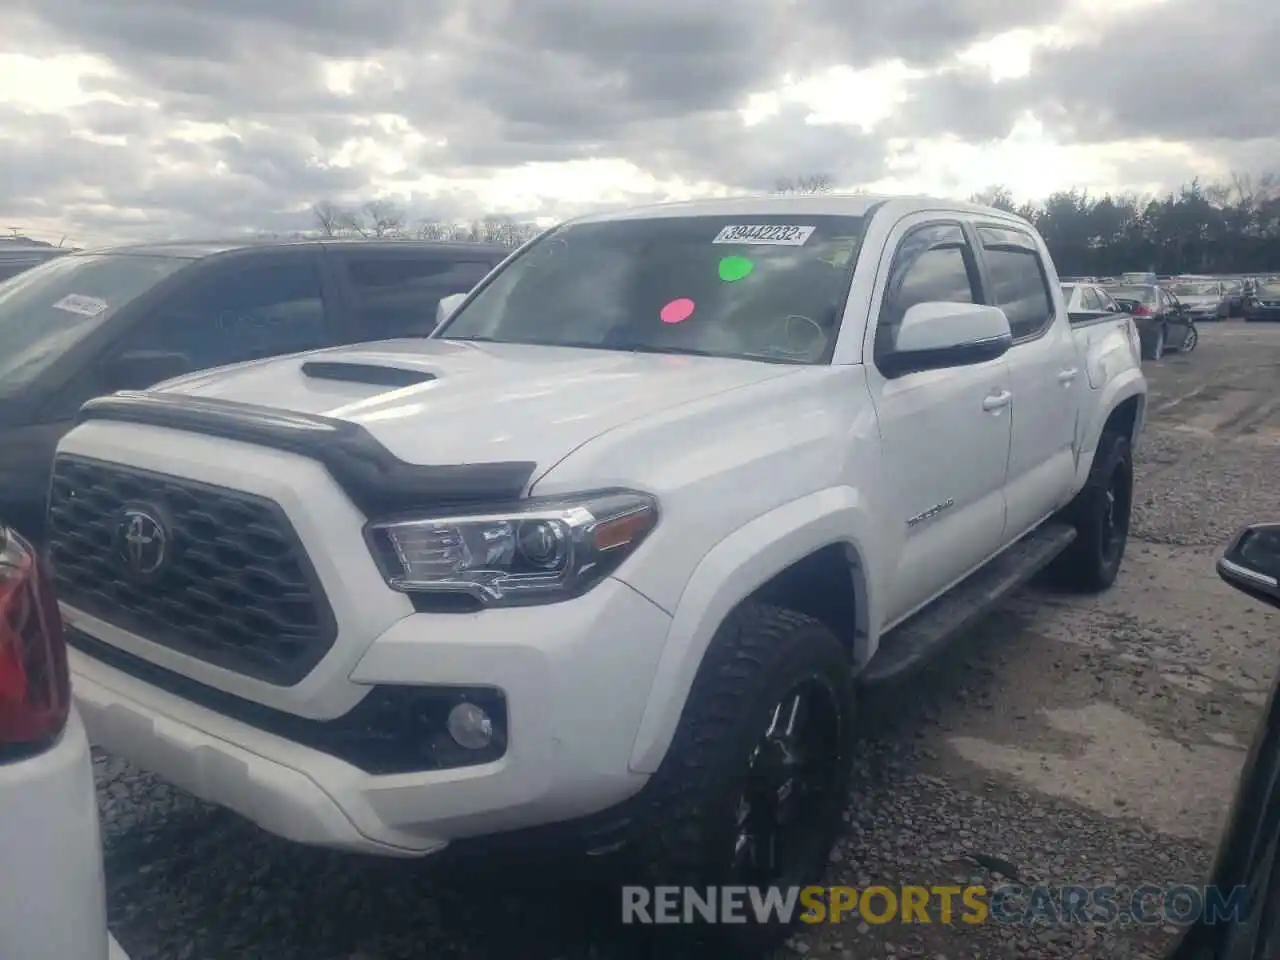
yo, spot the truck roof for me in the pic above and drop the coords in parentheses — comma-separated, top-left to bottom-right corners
(66, 238, 513, 260)
(568, 193, 1030, 225)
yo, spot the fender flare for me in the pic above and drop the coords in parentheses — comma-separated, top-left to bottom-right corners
(1075, 371, 1146, 488)
(626, 487, 876, 774)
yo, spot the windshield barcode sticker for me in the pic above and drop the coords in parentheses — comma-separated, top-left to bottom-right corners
(712, 225, 815, 246)
(52, 294, 109, 317)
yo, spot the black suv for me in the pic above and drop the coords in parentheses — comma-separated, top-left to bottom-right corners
(0, 238, 511, 542)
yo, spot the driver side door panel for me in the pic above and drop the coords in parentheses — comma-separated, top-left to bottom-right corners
(864, 218, 1013, 628)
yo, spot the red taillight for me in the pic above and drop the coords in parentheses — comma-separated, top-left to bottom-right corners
(0, 528, 70, 758)
(1131, 304, 1152, 317)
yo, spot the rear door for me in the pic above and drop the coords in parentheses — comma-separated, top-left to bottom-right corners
(327, 248, 500, 343)
(972, 223, 1081, 538)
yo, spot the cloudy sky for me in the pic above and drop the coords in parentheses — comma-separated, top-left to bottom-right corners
(2, 0, 1275, 247)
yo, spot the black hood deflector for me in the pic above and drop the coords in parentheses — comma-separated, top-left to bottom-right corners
(76, 391, 536, 515)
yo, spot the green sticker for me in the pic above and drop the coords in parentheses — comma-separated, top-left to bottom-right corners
(718, 255, 754, 282)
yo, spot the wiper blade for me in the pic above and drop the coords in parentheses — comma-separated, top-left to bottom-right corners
(613, 343, 807, 365)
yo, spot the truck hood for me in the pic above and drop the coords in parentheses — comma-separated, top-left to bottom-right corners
(151, 338, 800, 469)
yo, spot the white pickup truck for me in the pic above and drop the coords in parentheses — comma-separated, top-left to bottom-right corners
(51, 195, 1145, 950)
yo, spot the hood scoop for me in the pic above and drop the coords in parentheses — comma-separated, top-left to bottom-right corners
(300, 360, 436, 387)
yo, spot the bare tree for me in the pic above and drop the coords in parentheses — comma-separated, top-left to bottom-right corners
(773, 173, 834, 195)
(361, 199, 407, 238)
(311, 201, 346, 237)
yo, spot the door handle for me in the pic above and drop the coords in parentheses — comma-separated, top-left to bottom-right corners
(1058, 367, 1078, 384)
(982, 390, 1012, 411)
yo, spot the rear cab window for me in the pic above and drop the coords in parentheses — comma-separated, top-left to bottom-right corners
(336, 250, 500, 340)
(1105, 285, 1157, 304)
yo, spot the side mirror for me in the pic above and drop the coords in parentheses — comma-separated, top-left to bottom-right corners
(100, 349, 192, 391)
(1217, 523, 1280, 610)
(435, 293, 467, 330)
(881, 302, 1013, 377)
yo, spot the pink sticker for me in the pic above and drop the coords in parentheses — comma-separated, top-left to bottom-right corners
(660, 298, 695, 324)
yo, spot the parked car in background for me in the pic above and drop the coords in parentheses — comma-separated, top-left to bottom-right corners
(1167, 279, 1230, 320)
(0, 243, 72, 283)
(1169, 522, 1280, 959)
(1243, 279, 1280, 321)
(0, 238, 509, 544)
(1061, 281, 1126, 315)
(1103, 282, 1192, 359)
(0, 526, 127, 960)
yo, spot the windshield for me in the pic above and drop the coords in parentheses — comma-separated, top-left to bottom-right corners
(1170, 281, 1220, 296)
(1224, 280, 1244, 294)
(1105, 285, 1156, 303)
(437, 215, 868, 363)
(0, 253, 188, 395)
(1258, 281, 1280, 297)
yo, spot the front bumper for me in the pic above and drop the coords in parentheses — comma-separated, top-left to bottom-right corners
(70, 576, 670, 856)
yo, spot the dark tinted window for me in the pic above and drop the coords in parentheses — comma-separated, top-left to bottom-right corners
(982, 246, 1054, 338)
(0, 253, 188, 395)
(441, 216, 868, 364)
(876, 225, 978, 358)
(343, 254, 496, 339)
(121, 257, 327, 369)
(1106, 285, 1157, 303)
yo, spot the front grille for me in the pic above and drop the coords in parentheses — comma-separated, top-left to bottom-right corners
(47, 455, 336, 685)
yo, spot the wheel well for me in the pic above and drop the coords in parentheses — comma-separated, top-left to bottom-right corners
(747, 543, 867, 662)
(1104, 395, 1142, 443)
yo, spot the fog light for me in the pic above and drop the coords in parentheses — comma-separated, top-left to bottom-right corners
(446, 701, 493, 750)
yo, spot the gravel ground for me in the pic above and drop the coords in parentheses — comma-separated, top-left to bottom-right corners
(98, 322, 1280, 960)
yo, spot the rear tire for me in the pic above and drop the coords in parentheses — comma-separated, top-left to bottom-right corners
(1047, 432, 1133, 593)
(628, 602, 855, 955)
(1181, 322, 1198, 352)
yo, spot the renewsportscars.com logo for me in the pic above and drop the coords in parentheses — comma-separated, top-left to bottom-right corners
(621, 884, 1250, 927)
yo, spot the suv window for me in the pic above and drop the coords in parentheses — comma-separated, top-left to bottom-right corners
(977, 231, 1054, 339)
(342, 254, 497, 339)
(877, 224, 979, 358)
(120, 256, 328, 368)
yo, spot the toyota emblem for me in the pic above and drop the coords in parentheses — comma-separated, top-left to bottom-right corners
(118, 506, 169, 577)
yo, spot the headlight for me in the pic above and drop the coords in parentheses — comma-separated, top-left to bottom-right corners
(365, 490, 659, 607)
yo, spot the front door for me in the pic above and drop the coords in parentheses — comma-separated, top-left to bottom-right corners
(864, 218, 1013, 627)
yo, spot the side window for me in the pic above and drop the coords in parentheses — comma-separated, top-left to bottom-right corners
(1097, 290, 1118, 312)
(977, 228, 1055, 340)
(342, 255, 496, 339)
(876, 224, 979, 359)
(1080, 287, 1101, 311)
(121, 257, 327, 368)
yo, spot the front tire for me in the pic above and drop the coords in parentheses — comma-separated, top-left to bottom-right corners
(1047, 432, 1134, 592)
(630, 603, 855, 954)
(1181, 322, 1198, 352)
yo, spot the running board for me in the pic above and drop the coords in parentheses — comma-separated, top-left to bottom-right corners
(857, 523, 1077, 686)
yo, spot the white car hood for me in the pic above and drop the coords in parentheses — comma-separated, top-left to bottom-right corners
(151, 338, 799, 469)
(1180, 295, 1219, 307)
